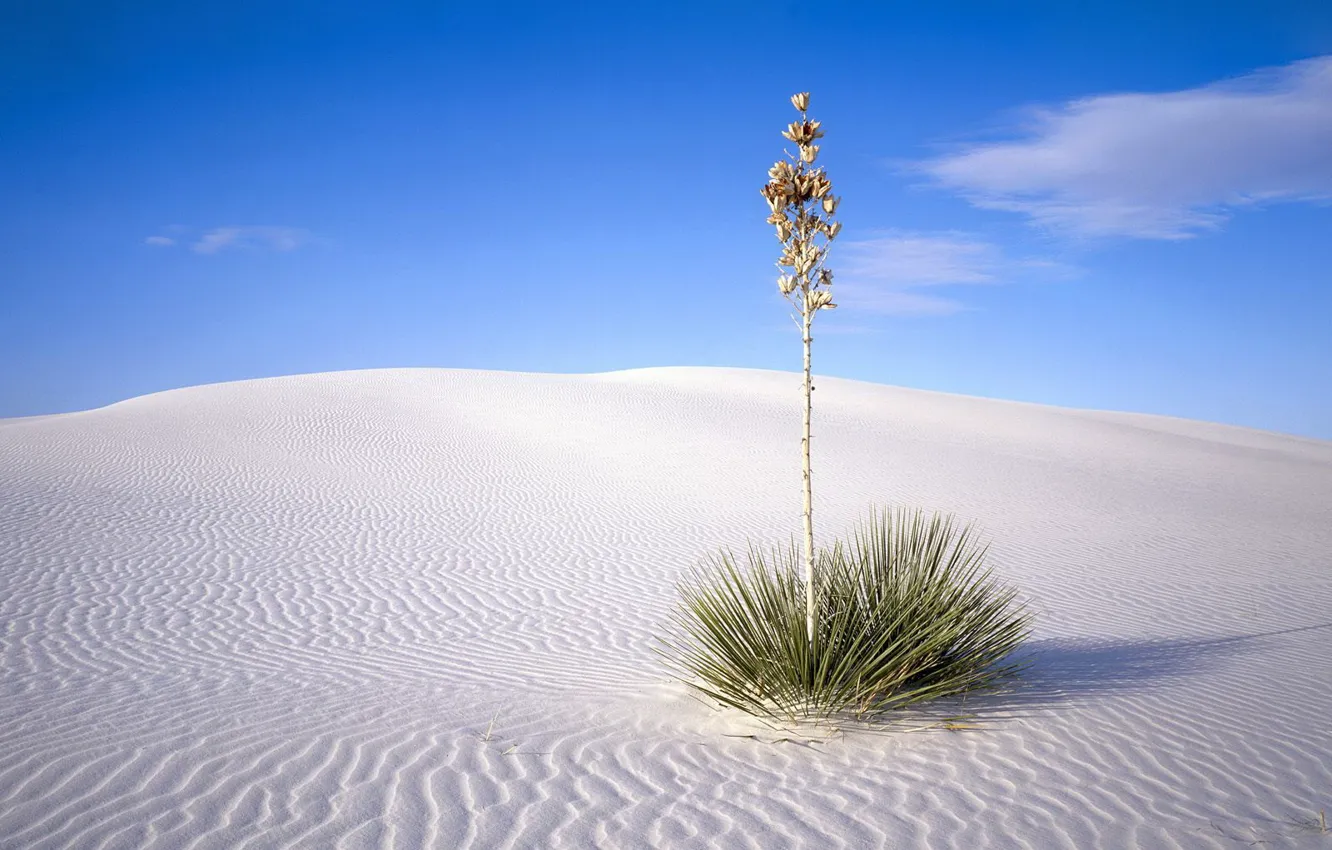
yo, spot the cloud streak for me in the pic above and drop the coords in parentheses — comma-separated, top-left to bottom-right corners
(833, 231, 1073, 316)
(142, 226, 313, 253)
(916, 56, 1332, 239)
(191, 226, 310, 254)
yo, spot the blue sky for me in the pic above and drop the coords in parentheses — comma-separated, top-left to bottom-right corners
(3, 1, 1331, 439)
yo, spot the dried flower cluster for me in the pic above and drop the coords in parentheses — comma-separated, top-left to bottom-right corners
(761, 92, 841, 317)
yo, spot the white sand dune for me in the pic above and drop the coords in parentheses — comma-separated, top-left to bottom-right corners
(2, 366, 1330, 849)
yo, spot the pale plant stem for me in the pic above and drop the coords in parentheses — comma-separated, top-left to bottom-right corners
(793, 104, 818, 652)
(802, 302, 815, 647)
(772, 101, 830, 652)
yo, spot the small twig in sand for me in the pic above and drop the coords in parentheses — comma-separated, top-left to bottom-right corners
(721, 733, 826, 746)
(1203, 819, 1270, 846)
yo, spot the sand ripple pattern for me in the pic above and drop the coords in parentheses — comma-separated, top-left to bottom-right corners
(2, 367, 1330, 848)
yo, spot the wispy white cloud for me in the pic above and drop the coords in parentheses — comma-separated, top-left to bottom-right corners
(916, 56, 1332, 239)
(191, 226, 311, 254)
(832, 231, 1075, 316)
(141, 226, 312, 253)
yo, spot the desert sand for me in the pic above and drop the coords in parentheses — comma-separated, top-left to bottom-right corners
(1, 366, 1330, 848)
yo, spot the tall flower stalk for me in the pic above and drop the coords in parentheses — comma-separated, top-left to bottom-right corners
(760, 91, 841, 647)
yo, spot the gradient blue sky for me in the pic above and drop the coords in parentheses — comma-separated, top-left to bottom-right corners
(4, 1, 1331, 438)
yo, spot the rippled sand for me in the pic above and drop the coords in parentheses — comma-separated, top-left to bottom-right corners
(2, 367, 1330, 848)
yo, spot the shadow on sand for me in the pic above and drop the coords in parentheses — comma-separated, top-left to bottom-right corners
(917, 620, 1332, 723)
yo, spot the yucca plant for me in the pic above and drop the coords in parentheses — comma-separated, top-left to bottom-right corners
(657, 93, 1030, 725)
(658, 507, 1032, 723)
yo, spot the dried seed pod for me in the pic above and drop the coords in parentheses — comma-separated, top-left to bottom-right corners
(791, 92, 810, 112)
(800, 144, 819, 163)
(782, 120, 825, 145)
(822, 195, 839, 215)
(806, 289, 835, 310)
(796, 245, 820, 276)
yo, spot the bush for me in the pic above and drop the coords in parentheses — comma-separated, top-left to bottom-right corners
(658, 507, 1032, 723)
